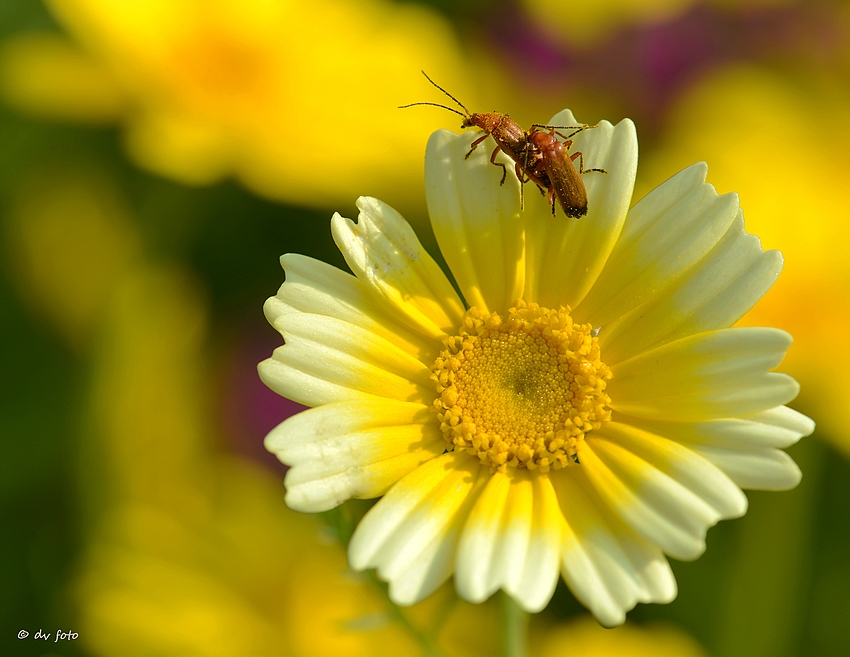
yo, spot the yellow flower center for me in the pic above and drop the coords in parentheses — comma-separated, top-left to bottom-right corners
(430, 300, 613, 472)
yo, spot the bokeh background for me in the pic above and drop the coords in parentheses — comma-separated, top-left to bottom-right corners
(2, 0, 849, 656)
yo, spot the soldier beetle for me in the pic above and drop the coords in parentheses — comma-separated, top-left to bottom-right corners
(528, 125, 606, 219)
(401, 72, 605, 218)
(399, 72, 550, 198)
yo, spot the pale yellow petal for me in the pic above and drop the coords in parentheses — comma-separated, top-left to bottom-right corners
(599, 211, 782, 365)
(264, 399, 444, 512)
(580, 436, 716, 560)
(525, 111, 637, 309)
(454, 471, 512, 604)
(258, 313, 433, 407)
(348, 452, 488, 606)
(746, 406, 815, 439)
(265, 253, 438, 363)
(575, 163, 740, 327)
(595, 422, 747, 519)
(686, 445, 800, 491)
(619, 405, 813, 451)
(519, 474, 563, 611)
(552, 468, 677, 627)
(331, 196, 465, 339)
(608, 328, 799, 421)
(455, 470, 561, 612)
(618, 409, 812, 491)
(425, 129, 524, 314)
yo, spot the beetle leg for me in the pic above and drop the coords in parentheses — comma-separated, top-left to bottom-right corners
(488, 145, 509, 185)
(555, 125, 590, 141)
(514, 162, 528, 183)
(465, 134, 489, 159)
(512, 163, 528, 209)
(569, 150, 607, 175)
(530, 123, 595, 141)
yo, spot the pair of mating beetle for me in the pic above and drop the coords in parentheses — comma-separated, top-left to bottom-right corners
(403, 73, 606, 219)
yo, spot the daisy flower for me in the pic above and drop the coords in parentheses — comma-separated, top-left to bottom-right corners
(259, 111, 814, 626)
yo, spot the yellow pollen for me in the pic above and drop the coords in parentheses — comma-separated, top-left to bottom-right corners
(430, 300, 613, 473)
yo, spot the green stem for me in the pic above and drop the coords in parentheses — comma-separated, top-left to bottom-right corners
(365, 571, 446, 657)
(501, 592, 529, 657)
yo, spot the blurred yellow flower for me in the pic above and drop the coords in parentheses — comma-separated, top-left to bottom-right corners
(520, 0, 797, 48)
(521, 0, 697, 47)
(0, 0, 491, 215)
(3, 169, 139, 349)
(0, 32, 126, 123)
(639, 64, 845, 453)
(535, 616, 708, 657)
(260, 114, 812, 625)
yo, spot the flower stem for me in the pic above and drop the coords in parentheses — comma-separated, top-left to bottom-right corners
(365, 571, 446, 657)
(500, 592, 529, 657)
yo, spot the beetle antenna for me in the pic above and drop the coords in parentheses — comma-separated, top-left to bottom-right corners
(398, 102, 466, 118)
(419, 71, 471, 116)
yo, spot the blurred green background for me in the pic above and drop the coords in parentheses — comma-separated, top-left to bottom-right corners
(1, 0, 849, 655)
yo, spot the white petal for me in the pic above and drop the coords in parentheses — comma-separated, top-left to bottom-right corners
(608, 328, 799, 421)
(264, 253, 437, 363)
(517, 474, 563, 611)
(264, 399, 444, 512)
(454, 470, 512, 604)
(617, 409, 812, 491)
(576, 163, 740, 327)
(746, 406, 816, 438)
(331, 196, 466, 339)
(525, 113, 637, 310)
(348, 452, 487, 605)
(425, 129, 524, 313)
(599, 210, 782, 365)
(455, 470, 561, 612)
(580, 436, 716, 560)
(258, 313, 433, 406)
(596, 422, 748, 519)
(552, 468, 677, 627)
(689, 444, 801, 491)
(619, 406, 814, 451)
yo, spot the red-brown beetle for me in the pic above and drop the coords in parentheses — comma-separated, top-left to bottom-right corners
(402, 73, 606, 217)
(528, 125, 607, 219)
(400, 72, 550, 195)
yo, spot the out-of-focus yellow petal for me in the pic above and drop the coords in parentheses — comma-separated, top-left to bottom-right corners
(4, 170, 139, 349)
(39, 0, 486, 213)
(521, 0, 698, 48)
(521, 0, 796, 48)
(534, 615, 709, 657)
(123, 108, 231, 185)
(0, 32, 126, 122)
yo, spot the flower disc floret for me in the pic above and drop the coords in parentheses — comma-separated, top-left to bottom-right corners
(431, 299, 613, 472)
